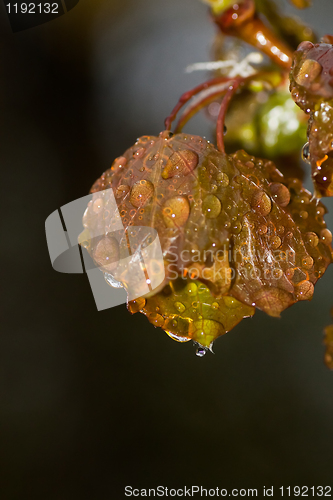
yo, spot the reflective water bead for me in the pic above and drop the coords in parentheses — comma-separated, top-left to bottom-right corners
(174, 302, 186, 313)
(306, 232, 319, 247)
(251, 190, 272, 216)
(258, 224, 268, 235)
(162, 196, 190, 228)
(269, 183, 291, 207)
(186, 283, 198, 295)
(302, 142, 310, 163)
(116, 184, 130, 199)
(195, 347, 206, 357)
(216, 172, 229, 187)
(92, 198, 104, 213)
(133, 147, 146, 158)
(295, 59, 322, 86)
(295, 280, 314, 301)
(130, 180, 154, 208)
(202, 194, 222, 219)
(321, 229, 333, 245)
(270, 236, 282, 249)
(162, 149, 198, 179)
(302, 256, 314, 269)
(277, 225, 285, 236)
(111, 156, 127, 171)
(231, 221, 243, 234)
(93, 236, 120, 272)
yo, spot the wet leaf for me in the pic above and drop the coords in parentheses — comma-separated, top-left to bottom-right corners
(290, 40, 333, 197)
(81, 131, 332, 348)
(229, 150, 332, 316)
(128, 279, 255, 349)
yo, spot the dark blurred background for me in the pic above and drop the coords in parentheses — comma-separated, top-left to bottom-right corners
(1, 0, 333, 498)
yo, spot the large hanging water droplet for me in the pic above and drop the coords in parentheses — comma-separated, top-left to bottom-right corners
(195, 346, 206, 357)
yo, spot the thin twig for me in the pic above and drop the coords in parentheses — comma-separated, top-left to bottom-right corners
(216, 80, 242, 153)
(174, 83, 230, 133)
(164, 76, 233, 131)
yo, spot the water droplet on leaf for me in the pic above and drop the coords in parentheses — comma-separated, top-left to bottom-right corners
(202, 194, 222, 218)
(269, 183, 291, 207)
(162, 196, 190, 228)
(174, 302, 186, 313)
(162, 149, 198, 179)
(251, 190, 272, 216)
(306, 232, 319, 247)
(130, 180, 154, 208)
(93, 236, 120, 272)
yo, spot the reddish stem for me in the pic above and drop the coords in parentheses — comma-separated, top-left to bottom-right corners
(216, 80, 241, 153)
(214, 0, 293, 71)
(164, 75, 233, 131)
(174, 85, 230, 133)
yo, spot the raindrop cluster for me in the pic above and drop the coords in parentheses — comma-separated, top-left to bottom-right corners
(290, 40, 333, 197)
(80, 130, 332, 352)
